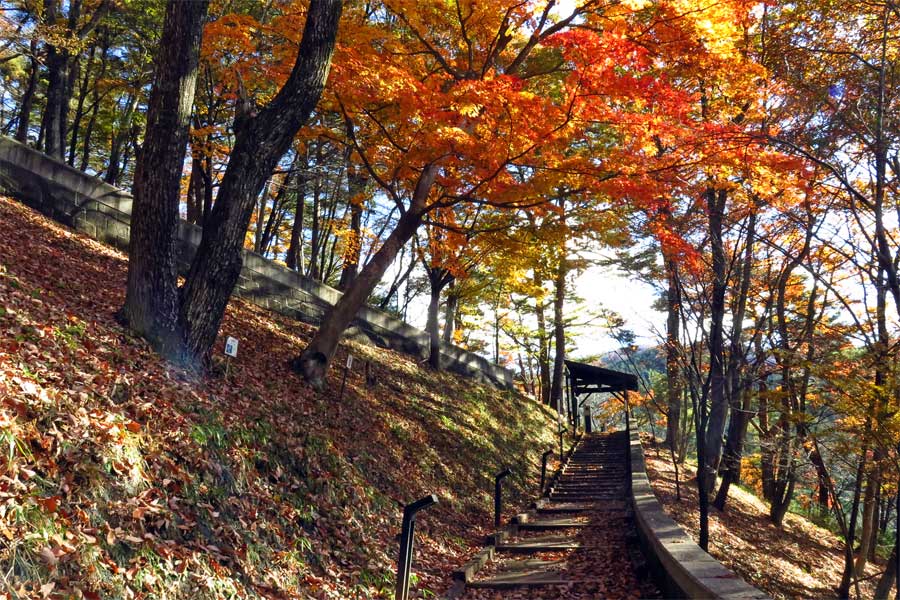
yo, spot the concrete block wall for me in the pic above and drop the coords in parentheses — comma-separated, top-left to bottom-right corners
(0, 136, 515, 389)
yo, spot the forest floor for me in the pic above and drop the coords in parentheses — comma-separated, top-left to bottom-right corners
(0, 196, 560, 599)
(641, 435, 882, 600)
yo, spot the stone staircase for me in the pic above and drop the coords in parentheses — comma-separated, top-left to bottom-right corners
(451, 431, 659, 598)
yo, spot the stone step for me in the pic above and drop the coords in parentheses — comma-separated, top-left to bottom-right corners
(557, 481, 623, 486)
(496, 535, 581, 553)
(550, 494, 624, 500)
(550, 495, 623, 502)
(555, 483, 622, 488)
(518, 518, 588, 530)
(537, 502, 599, 513)
(468, 573, 570, 588)
(468, 559, 569, 588)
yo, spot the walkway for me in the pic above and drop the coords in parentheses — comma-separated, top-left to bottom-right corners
(455, 432, 660, 598)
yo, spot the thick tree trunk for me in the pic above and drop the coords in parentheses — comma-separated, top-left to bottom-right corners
(178, 0, 343, 367)
(549, 251, 567, 413)
(295, 165, 438, 388)
(118, 0, 209, 357)
(770, 471, 795, 526)
(14, 38, 38, 144)
(534, 270, 551, 406)
(704, 188, 729, 495)
(41, 47, 71, 159)
(874, 546, 897, 600)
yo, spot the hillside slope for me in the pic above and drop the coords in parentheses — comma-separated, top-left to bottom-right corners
(641, 436, 880, 599)
(0, 197, 558, 599)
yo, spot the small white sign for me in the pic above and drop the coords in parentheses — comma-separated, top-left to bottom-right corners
(224, 336, 239, 357)
(346, 354, 354, 369)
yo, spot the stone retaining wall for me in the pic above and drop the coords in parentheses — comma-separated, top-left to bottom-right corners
(628, 431, 770, 599)
(0, 136, 514, 389)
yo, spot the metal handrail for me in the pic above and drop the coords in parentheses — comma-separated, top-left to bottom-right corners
(540, 449, 553, 495)
(395, 494, 438, 600)
(558, 427, 568, 462)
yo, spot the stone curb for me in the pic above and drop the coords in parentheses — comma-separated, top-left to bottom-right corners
(629, 431, 770, 599)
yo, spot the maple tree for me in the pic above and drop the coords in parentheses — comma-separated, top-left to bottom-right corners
(120, 0, 343, 367)
(7, 0, 900, 596)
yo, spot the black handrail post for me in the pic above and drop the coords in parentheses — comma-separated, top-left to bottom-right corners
(624, 390, 631, 482)
(395, 494, 438, 600)
(494, 468, 512, 528)
(540, 449, 553, 495)
(558, 427, 568, 463)
(624, 390, 630, 434)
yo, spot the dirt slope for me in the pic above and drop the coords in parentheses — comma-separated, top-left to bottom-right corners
(642, 437, 881, 600)
(0, 196, 558, 599)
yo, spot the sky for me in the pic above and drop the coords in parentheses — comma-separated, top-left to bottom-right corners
(569, 264, 664, 358)
(400, 259, 665, 364)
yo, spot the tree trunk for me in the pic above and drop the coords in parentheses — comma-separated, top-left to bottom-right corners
(869, 476, 882, 562)
(286, 148, 309, 271)
(14, 38, 39, 144)
(714, 210, 756, 510)
(704, 187, 729, 495)
(307, 143, 324, 280)
(80, 32, 109, 171)
(442, 280, 457, 344)
(534, 270, 551, 406)
(68, 42, 96, 165)
(663, 254, 682, 451)
(41, 47, 71, 159)
(118, 0, 209, 357)
(809, 446, 830, 511)
(295, 165, 438, 388)
(713, 387, 753, 510)
(549, 251, 567, 413)
(855, 454, 882, 577)
(187, 155, 206, 225)
(838, 454, 867, 599)
(378, 246, 416, 311)
(177, 0, 342, 368)
(286, 168, 307, 271)
(253, 180, 271, 253)
(874, 545, 896, 600)
(339, 161, 366, 290)
(425, 267, 448, 369)
(105, 93, 138, 185)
